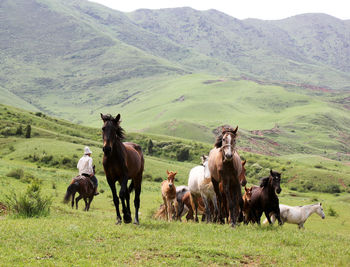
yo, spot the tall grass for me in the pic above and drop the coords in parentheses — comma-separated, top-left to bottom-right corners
(5, 181, 52, 218)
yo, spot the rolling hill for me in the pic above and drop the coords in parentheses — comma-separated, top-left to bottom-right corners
(1, 0, 350, 162)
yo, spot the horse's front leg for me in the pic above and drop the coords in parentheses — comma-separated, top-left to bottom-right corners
(265, 210, 273, 225)
(212, 178, 224, 224)
(166, 199, 172, 222)
(107, 179, 122, 224)
(225, 184, 237, 227)
(119, 176, 132, 224)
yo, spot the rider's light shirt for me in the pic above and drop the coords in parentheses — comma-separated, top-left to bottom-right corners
(77, 155, 93, 175)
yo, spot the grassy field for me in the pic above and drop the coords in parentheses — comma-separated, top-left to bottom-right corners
(0, 158, 349, 266)
(1, 104, 350, 265)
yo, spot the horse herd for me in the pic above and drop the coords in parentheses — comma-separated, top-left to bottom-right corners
(64, 113, 325, 229)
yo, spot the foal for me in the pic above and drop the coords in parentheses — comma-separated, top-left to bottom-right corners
(242, 186, 253, 224)
(161, 170, 178, 222)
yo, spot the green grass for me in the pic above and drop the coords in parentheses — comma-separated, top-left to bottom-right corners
(0, 105, 350, 265)
(0, 161, 349, 266)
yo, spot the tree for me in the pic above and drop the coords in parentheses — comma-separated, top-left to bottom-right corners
(25, 125, 31, 138)
(147, 139, 154, 155)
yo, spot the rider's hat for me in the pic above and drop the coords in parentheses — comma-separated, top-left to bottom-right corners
(84, 146, 92, 155)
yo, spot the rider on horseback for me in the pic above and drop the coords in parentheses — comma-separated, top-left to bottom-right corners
(77, 146, 99, 196)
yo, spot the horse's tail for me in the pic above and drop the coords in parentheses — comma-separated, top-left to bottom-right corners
(64, 182, 79, 203)
(128, 180, 134, 193)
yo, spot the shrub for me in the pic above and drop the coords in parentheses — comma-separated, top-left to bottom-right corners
(176, 147, 190, 161)
(6, 168, 24, 179)
(327, 206, 338, 217)
(25, 124, 31, 138)
(321, 184, 341, 194)
(5, 182, 52, 218)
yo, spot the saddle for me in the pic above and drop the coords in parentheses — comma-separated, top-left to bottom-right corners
(73, 175, 95, 189)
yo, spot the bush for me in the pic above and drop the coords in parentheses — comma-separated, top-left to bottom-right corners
(327, 206, 338, 217)
(5, 182, 52, 218)
(6, 169, 24, 179)
(176, 147, 190, 161)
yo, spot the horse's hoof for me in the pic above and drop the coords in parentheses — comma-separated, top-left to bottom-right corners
(123, 215, 132, 224)
(116, 219, 122, 225)
(133, 220, 140, 225)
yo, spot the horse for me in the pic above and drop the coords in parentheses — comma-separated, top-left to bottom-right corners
(242, 186, 253, 224)
(161, 170, 178, 222)
(263, 203, 325, 229)
(175, 185, 190, 221)
(208, 126, 241, 227)
(188, 155, 214, 222)
(182, 191, 206, 221)
(101, 113, 144, 225)
(218, 156, 247, 223)
(63, 175, 95, 211)
(249, 170, 282, 225)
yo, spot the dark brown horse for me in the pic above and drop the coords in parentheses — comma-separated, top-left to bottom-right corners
(101, 113, 144, 225)
(219, 157, 247, 223)
(64, 175, 95, 211)
(249, 170, 282, 225)
(208, 126, 240, 227)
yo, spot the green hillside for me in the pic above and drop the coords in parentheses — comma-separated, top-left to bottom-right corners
(1, 104, 350, 193)
(1, 0, 350, 162)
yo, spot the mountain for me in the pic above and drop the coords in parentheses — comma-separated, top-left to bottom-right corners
(1, 0, 350, 161)
(129, 9, 350, 90)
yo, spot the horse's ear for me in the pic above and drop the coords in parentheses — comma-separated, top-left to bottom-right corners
(174, 171, 177, 176)
(319, 202, 322, 206)
(244, 186, 247, 192)
(242, 159, 246, 166)
(233, 125, 238, 134)
(270, 169, 273, 176)
(100, 113, 105, 121)
(166, 170, 169, 175)
(115, 114, 121, 122)
(221, 126, 226, 133)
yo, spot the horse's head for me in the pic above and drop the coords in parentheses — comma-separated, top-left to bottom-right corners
(201, 155, 211, 178)
(244, 186, 253, 203)
(270, 169, 282, 194)
(100, 113, 124, 155)
(166, 170, 177, 188)
(316, 203, 325, 219)
(239, 159, 247, 186)
(221, 126, 238, 162)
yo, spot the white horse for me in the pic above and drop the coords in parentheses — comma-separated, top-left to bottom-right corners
(264, 203, 325, 229)
(188, 155, 218, 222)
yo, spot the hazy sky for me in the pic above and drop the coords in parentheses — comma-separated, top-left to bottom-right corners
(88, 0, 350, 20)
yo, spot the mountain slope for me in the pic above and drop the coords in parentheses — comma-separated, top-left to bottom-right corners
(129, 9, 350, 90)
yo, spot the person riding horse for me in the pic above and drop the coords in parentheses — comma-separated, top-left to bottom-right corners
(77, 146, 99, 196)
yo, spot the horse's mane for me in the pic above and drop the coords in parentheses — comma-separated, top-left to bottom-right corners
(102, 114, 125, 140)
(259, 176, 269, 187)
(214, 127, 238, 148)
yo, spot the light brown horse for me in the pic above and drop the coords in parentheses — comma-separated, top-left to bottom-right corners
(64, 175, 95, 211)
(208, 126, 241, 227)
(242, 186, 253, 224)
(101, 113, 144, 225)
(161, 170, 177, 222)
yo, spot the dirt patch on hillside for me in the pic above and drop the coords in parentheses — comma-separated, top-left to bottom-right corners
(0, 202, 8, 216)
